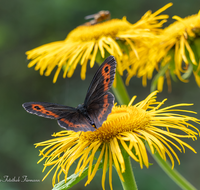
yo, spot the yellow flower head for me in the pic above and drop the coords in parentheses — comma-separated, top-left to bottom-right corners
(26, 4, 172, 83)
(158, 11, 200, 89)
(134, 10, 200, 92)
(125, 10, 200, 92)
(35, 91, 199, 190)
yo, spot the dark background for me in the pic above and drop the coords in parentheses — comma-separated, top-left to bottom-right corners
(0, 0, 200, 190)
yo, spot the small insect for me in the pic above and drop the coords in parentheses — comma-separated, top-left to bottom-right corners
(82, 10, 110, 26)
(22, 56, 116, 132)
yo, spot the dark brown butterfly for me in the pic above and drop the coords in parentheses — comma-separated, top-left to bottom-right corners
(22, 56, 116, 132)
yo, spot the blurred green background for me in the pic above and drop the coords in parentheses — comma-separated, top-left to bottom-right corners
(0, 0, 200, 190)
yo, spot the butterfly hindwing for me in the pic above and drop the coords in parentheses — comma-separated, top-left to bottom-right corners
(87, 92, 114, 128)
(57, 112, 95, 132)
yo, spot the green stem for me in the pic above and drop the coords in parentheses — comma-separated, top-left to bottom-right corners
(112, 73, 197, 190)
(120, 155, 138, 190)
(112, 71, 130, 105)
(148, 147, 197, 190)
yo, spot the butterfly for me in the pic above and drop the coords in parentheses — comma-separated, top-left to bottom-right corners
(22, 56, 116, 132)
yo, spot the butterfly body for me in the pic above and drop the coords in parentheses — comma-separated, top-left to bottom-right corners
(23, 56, 116, 132)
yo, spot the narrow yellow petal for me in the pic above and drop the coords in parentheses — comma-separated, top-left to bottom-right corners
(151, 3, 173, 17)
(90, 43, 98, 68)
(98, 39, 105, 58)
(184, 39, 197, 65)
(80, 42, 94, 65)
(110, 140, 124, 181)
(157, 76, 164, 92)
(85, 143, 105, 185)
(102, 144, 108, 190)
(109, 147, 113, 190)
(119, 139, 139, 162)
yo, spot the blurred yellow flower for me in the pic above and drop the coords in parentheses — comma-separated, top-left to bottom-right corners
(35, 91, 199, 190)
(126, 10, 200, 92)
(157, 11, 200, 91)
(26, 3, 172, 83)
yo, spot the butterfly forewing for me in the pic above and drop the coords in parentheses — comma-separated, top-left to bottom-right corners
(84, 56, 116, 106)
(23, 102, 95, 131)
(22, 102, 74, 119)
(83, 56, 116, 128)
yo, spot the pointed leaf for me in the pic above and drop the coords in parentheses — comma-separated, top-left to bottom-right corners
(52, 163, 103, 190)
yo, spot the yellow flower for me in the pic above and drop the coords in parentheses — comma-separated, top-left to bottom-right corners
(138, 11, 200, 92)
(157, 11, 200, 90)
(26, 4, 172, 83)
(123, 49, 156, 87)
(126, 10, 200, 92)
(35, 91, 199, 190)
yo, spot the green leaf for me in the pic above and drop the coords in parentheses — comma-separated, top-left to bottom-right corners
(193, 37, 200, 57)
(192, 38, 200, 76)
(150, 63, 170, 92)
(169, 67, 177, 82)
(95, 49, 111, 64)
(168, 50, 178, 82)
(95, 49, 105, 64)
(116, 39, 130, 55)
(184, 38, 200, 76)
(52, 163, 103, 190)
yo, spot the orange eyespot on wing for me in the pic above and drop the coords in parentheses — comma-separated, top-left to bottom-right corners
(101, 63, 111, 92)
(31, 104, 59, 118)
(22, 102, 68, 120)
(84, 56, 116, 105)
